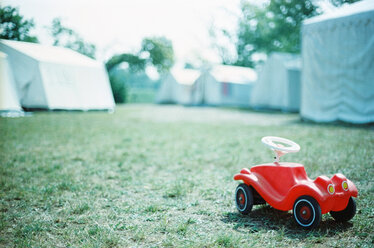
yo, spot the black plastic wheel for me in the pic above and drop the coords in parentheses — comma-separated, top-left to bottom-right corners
(293, 195, 322, 229)
(330, 197, 356, 222)
(235, 183, 253, 215)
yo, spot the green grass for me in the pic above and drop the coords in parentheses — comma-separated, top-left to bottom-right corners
(0, 104, 373, 247)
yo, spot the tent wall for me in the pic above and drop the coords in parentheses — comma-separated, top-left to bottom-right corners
(250, 53, 301, 112)
(220, 83, 252, 107)
(0, 40, 115, 110)
(190, 72, 221, 106)
(159, 65, 255, 107)
(0, 43, 48, 108)
(176, 84, 193, 105)
(301, 1, 374, 123)
(0, 52, 22, 111)
(192, 65, 256, 107)
(39, 62, 114, 109)
(287, 69, 301, 111)
(190, 73, 205, 105)
(156, 74, 177, 103)
(173, 68, 200, 105)
(211, 65, 256, 107)
(156, 68, 200, 105)
(157, 75, 195, 105)
(203, 74, 221, 106)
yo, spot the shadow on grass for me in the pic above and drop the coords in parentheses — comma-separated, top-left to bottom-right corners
(227, 106, 374, 129)
(222, 205, 353, 239)
(222, 106, 296, 115)
(286, 118, 374, 130)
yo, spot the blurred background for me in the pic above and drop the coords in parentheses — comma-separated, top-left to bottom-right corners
(0, 0, 373, 123)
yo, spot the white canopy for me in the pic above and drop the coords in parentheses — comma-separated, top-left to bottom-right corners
(0, 39, 115, 110)
(210, 65, 257, 85)
(156, 68, 200, 105)
(301, 0, 374, 123)
(250, 53, 301, 112)
(0, 51, 22, 111)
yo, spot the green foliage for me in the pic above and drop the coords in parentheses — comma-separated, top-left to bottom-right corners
(105, 53, 146, 73)
(109, 70, 128, 103)
(0, 5, 38, 42)
(235, 0, 319, 67)
(141, 36, 175, 73)
(108, 68, 158, 104)
(106, 36, 174, 74)
(106, 36, 174, 103)
(48, 18, 96, 59)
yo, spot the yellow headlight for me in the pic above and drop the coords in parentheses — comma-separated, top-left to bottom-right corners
(327, 184, 335, 194)
(342, 181, 349, 191)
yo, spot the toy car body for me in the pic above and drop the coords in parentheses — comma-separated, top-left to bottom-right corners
(234, 136, 358, 228)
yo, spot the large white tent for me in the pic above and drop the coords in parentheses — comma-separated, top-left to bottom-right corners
(0, 39, 115, 110)
(0, 51, 22, 112)
(301, 0, 374, 123)
(250, 53, 301, 112)
(156, 68, 200, 105)
(192, 65, 257, 107)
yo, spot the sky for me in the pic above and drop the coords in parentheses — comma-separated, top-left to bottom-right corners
(3, 0, 245, 65)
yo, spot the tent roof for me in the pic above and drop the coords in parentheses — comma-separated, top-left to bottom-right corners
(304, 0, 374, 25)
(170, 68, 200, 85)
(210, 65, 257, 84)
(0, 39, 98, 66)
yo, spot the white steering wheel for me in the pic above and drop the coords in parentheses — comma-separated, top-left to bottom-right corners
(261, 136, 300, 162)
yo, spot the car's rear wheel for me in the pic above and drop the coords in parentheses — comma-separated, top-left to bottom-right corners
(330, 197, 356, 222)
(235, 183, 253, 215)
(293, 195, 321, 229)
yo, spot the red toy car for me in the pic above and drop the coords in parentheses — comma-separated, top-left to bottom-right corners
(234, 136, 358, 229)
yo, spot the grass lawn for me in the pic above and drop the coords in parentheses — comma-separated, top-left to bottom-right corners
(0, 104, 373, 247)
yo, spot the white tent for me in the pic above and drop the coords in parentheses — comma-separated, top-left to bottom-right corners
(0, 39, 115, 110)
(301, 0, 374, 123)
(191, 70, 220, 106)
(192, 65, 257, 107)
(156, 68, 200, 105)
(250, 53, 301, 112)
(0, 51, 22, 112)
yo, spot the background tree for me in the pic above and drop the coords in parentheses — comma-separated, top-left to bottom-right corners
(215, 0, 362, 67)
(105, 53, 146, 103)
(106, 36, 175, 74)
(105, 53, 146, 73)
(209, 25, 237, 66)
(105, 36, 174, 103)
(0, 5, 38, 42)
(48, 18, 96, 58)
(109, 72, 128, 104)
(140, 37, 175, 73)
(234, 0, 319, 67)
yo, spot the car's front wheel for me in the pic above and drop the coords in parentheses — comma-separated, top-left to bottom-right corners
(235, 183, 253, 215)
(330, 197, 356, 222)
(293, 195, 322, 229)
